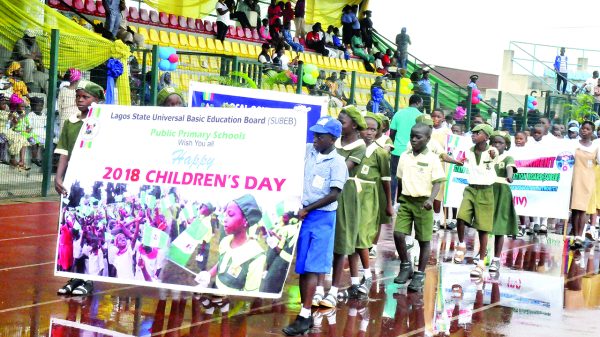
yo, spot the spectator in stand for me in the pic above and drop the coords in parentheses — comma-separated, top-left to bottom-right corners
(215, 0, 231, 42)
(335, 70, 350, 103)
(467, 74, 479, 90)
(351, 30, 374, 63)
(268, 0, 283, 30)
(5, 62, 29, 104)
(246, 0, 261, 28)
(259, 18, 272, 41)
(282, 21, 304, 52)
(418, 69, 432, 113)
(57, 69, 82, 132)
(584, 70, 599, 94)
(225, 0, 252, 29)
(382, 49, 392, 70)
(311, 70, 329, 96)
(360, 10, 374, 54)
(102, 0, 122, 39)
(325, 72, 345, 107)
(554, 47, 568, 94)
(515, 108, 524, 132)
(272, 46, 290, 71)
(410, 71, 422, 95)
(282, 2, 294, 26)
(270, 19, 284, 49)
(374, 52, 387, 75)
(258, 43, 272, 65)
(351, 5, 361, 34)
(294, 0, 306, 38)
(341, 5, 355, 46)
(594, 78, 600, 113)
(323, 26, 344, 59)
(395, 27, 411, 69)
(306, 23, 329, 57)
(502, 110, 515, 135)
(11, 30, 46, 91)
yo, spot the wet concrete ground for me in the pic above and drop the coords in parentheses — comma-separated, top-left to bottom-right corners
(1, 201, 599, 336)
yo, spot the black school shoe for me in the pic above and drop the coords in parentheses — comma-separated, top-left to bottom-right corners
(71, 280, 94, 296)
(57, 278, 84, 295)
(394, 262, 413, 284)
(282, 315, 313, 336)
(407, 271, 425, 292)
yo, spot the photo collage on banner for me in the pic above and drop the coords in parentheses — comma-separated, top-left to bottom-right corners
(55, 103, 308, 298)
(444, 134, 575, 219)
(50, 318, 134, 337)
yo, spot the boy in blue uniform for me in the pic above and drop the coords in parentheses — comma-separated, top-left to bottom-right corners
(283, 116, 348, 336)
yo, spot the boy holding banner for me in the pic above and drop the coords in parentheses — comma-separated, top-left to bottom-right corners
(453, 124, 498, 279)
(283, 116, 347, 336)
(55, 80, 105, 296)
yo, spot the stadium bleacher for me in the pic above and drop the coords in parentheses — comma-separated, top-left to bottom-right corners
(47, 0, 403, 111)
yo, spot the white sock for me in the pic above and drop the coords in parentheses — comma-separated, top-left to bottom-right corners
(348, 308, 357, 316)
(299, 307, 311, 318)
(457, 242, 466, 248)
(328, 286, 338, 297)
(363, 269, 372, 279)
(372, 244, 377, 250)
(541, 217, 548, 226)
(360, 319, 369, 331)
(434, 211, 443, 222)
(205, 307, 215, 315)
(315, 286, 324, 295)
(351, 277, 360, 285)
(492, 257, 500, 261)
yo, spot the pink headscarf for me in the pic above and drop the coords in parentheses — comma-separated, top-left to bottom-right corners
(9, 94, 24, 110)
(69, 68, 82, 82)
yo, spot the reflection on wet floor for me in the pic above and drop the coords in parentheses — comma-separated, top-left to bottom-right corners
(1, 202, 600, 336)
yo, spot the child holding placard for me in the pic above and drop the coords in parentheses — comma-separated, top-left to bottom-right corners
(55, 80, 105, 296)
(453, 124, 498, 279)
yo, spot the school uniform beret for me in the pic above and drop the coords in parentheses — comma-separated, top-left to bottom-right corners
(472, 123, 493, 136)
(365, 112, 382, 127)
(341, 105, 367, 130)
(233, 194, 262, 226)
(415, 113, 433, 126)
(490, 130, 512, 150)
(76, 80, 105, 101)
(157, 87, 185, 106)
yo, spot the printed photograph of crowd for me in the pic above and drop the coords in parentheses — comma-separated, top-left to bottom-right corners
(56, 180, 300, 295)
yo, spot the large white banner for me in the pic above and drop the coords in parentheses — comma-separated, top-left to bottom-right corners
(444, 135, 575, 219)
(55, 104, 307, 298)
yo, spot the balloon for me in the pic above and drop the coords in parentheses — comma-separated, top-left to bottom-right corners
(311, 69, 319, 78)
(400, 87, 411, 95)
(303, 73, 316, 85)
(532, 100, 538, 106)
(167, 47, 177, 56)
(527, 96, 535, 102)
(159, 59, 171, 71)
(303, 64, 317, 76)
(528, 103, 534, 110)
(408, 83, 414, 90)
(168, 54, 179, 63)
(477, 94, 483, 99)
(168, 62, 178, 71)
(158, 47, 171, 60)
(471, 97, 480, 105)
(472, 89, 480, 96)
(400, 78, 411, 86)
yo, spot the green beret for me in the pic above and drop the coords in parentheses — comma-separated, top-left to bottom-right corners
(76, 80, 105, 101)
(472, 123, 493, 137)
(490, 130, 512, 150)
(233, 194, 262, 226)
(365, 112, 382, 128)
(415, 113, 433, 126)
(379, 114, 390, 124)
(157, 87, 185, 106)
(341, 105, 367, 130)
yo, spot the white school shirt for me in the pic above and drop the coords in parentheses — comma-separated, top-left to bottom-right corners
(216, 2, 230, 25)
(463, 145, 499, 186)
(109, 243, 138, 280)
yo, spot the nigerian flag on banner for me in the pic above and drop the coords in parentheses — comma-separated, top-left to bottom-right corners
(142, 224, 169, 249)
(169, 217, 211, 267)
